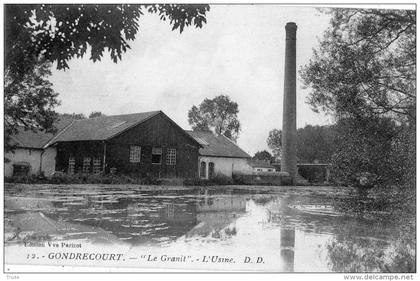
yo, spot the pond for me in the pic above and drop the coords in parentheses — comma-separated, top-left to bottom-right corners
(4, 184, 413, 272)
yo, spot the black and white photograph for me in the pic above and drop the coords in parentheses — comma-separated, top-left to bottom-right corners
(2, 2, 417, 276)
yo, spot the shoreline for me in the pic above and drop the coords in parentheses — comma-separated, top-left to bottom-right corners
(4, 182, 344, 193)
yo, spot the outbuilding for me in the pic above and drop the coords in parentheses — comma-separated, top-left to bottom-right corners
(186, 131, 251, 179)
(4, 119, 72, 178)
(248, 160, 276, 173)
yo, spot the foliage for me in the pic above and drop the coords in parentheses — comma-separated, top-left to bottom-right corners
(297, 125, 335, 163)
(300, 8, 416, 191)
(331, 117, 397, 188)
(326, 233, 415, 273)
(325, 205, 415, 273)
(267, 125, 335, 163)
(5, 172, 236, 186)
(252, 150, 273, 162)
(267, 129, 282, 160)
(389, 124, 416, 190)
(4, 61, 60, 152)
(300, 8, 416, 123)
(5, 4, 210, 79)
(232, 173, 290, 186)
(183, 173, 234, 186)
(89, 111, 106, 118)
(4, 173, 162, 185)
(5, 4, 210, 151)
(298, 166, 325, 184)
(188, 95, 241, 142)
(59, 113, 86, 120)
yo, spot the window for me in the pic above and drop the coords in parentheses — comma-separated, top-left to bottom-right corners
(129, 145, 141, 163)
(208, 162, 215, 178)
(257, 168, 262, 172)
(152, 147, 162, 164)
(93, 157, 101, 174)
(166, 148, 176, 165)
(82, 157, 91, 173)
(13, 163, 30, 177)
(68, 157, 75, 174)
(200, 162, 207, 178)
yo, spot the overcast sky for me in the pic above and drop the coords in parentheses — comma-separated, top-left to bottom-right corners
(50, 5, 334, 155)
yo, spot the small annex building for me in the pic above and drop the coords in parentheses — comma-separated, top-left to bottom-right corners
(4, 119, 72, 178)
(46, 111, 201, 179)
(186, 131, 251, 179)
(248, 160, 276, 173)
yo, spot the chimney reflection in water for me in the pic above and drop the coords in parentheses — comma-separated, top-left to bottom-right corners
(280, 227, 295, 272)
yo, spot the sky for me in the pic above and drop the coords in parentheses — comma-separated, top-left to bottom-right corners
(49, 5, 334, 156)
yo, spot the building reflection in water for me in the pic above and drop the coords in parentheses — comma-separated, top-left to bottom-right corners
(186, 191, 247, 238)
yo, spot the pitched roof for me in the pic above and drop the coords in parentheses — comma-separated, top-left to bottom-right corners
(47, 111, 161, 144)
(8, 118, 74, 149)
(186, 131, 251, 159)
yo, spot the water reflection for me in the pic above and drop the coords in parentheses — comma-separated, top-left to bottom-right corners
(280, 227, 295, 272)
(187, 194, 246, 239)
(4, 185, 414, 272)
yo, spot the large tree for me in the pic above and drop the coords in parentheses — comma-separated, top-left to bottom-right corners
(6, 4, 210, 78)
(300, 8, 415, 123)
(300, 8, 416, 189)
(4, 61, 60, 151)
(5, 4, 210, 151)
(188, 95, 241, 142)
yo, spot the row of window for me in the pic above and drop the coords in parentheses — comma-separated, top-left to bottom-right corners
(67, 146, 177, 174)
(68, 156, 102, 174)
(129, 146, 177, 165)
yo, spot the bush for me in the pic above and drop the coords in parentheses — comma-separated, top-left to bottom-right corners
(183, 178, 209, 186)
(184, 173, 233, 186)
(298, 166, 325, 183)
(209, 173, 234, 185)
(5, 173, 163, 185)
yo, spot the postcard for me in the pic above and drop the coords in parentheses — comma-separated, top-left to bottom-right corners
(3, 3, 416, 274)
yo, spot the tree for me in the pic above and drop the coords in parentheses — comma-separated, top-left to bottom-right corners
(300, 8, 416, 190)
(267, 126, 334, 163)
(5, 4, 210, 79)
(89, 111, 106, 118)
(188, 95, 241, 142)
(267, 129, 282, 160)
(4, 61, 60, 151)
(253, 150, 273, 162)
(296, 125, 335, 163)
(300, 8, 415, 124)
(331, 117, 397, 187)
(5, 4, 210, 151)
(59, 113, 86, 120)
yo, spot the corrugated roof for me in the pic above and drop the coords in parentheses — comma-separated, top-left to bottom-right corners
(48, 111, 161, 144)
(8, 118, 74, 149)
(186, 131, 251, 159)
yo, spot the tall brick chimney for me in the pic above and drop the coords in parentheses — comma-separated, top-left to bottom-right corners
(281, 22, 297, 184)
